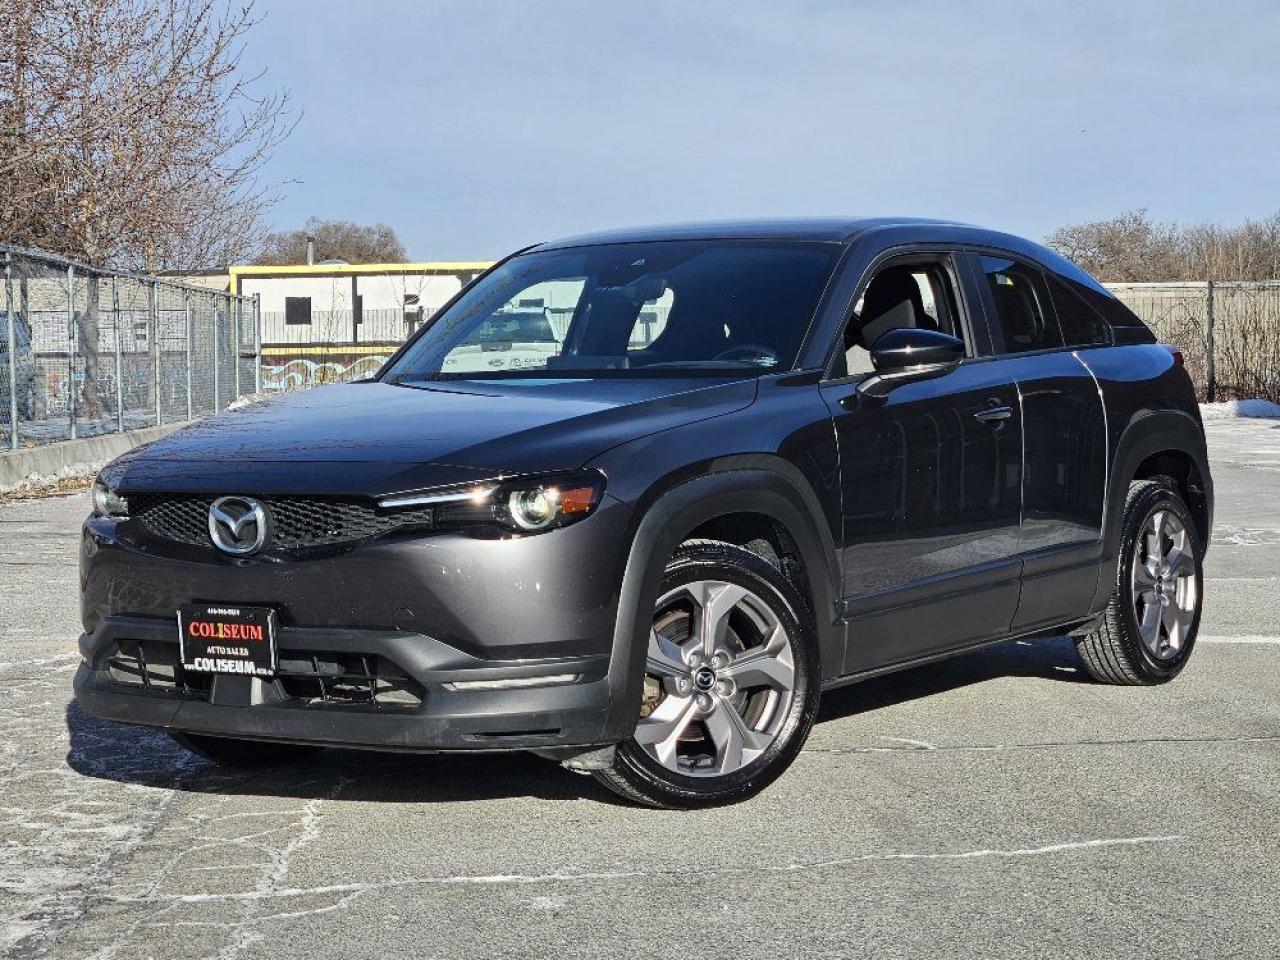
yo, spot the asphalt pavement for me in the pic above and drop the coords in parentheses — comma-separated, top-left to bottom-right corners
(1, 417, 1277, 959)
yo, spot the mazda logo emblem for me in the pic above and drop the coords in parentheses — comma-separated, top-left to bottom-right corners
(208, 496, 268, 556)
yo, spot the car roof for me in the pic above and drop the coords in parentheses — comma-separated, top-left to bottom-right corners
(530, 217, 973, 249)
(526, 217, 1111, 298)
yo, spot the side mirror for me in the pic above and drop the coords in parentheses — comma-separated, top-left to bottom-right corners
(859, 328, 964, 397)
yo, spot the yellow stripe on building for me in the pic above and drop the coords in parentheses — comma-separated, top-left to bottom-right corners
(229, 261, 495, 295)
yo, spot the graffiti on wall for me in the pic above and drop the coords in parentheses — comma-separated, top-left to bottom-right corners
(259, 354, 389, 392)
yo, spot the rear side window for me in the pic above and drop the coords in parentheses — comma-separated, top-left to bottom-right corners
(978, 255, 1062, 354)
(1049, 278, 1110, 347)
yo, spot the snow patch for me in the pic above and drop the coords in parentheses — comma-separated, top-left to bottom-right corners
(225, 392, 271, 411)
(1200, 399, 1280, 420)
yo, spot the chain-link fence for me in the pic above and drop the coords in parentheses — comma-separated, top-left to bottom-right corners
(1106, 281, 1280, 403)
(1, 244, 259, 449)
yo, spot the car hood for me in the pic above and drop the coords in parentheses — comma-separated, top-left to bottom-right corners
(106, 377, 757, 496)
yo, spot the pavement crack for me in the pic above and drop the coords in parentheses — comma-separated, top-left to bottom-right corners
(105, 834, 1188, 929)
(803, 734, 1280, 757)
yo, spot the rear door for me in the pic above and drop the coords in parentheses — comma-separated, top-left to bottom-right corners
(966, 251, 1109, 631)
(821, 250, 1024, 674)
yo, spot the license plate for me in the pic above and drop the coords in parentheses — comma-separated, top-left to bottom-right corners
(178, 604, 277, 677)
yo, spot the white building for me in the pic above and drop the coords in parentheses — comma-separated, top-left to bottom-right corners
(230, 261, 493, 350)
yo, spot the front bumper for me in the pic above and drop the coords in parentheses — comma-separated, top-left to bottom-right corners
(74, 496, 640, 753)
(75, 615, 616, 751)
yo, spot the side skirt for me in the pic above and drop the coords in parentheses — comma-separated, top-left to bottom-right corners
(820, 616, 1097, 692)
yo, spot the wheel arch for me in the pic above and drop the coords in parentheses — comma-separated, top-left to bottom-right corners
(1105, 408, 1212, 560)
(599, 458, 843, 742)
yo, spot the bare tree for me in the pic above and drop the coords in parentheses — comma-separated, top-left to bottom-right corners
(0, 0, 295, 271)
(1045, 210, 1185, 281)
(1047, 209, 1280, 282)
(1, 0, 293, 419)
(256, 217, 408, 265)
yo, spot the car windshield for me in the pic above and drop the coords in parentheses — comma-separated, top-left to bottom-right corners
(381, 240, 838, 381)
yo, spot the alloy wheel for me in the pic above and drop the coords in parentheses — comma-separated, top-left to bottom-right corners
(1130, 509, 1198, 660)
(635, 579, 795, 777)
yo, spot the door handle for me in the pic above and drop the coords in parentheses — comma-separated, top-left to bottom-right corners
(974, 404, 1013, 424)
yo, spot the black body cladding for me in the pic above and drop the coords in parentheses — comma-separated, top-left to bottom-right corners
(75, 218, 1212, 759)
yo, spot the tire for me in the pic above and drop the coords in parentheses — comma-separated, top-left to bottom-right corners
(1075, 477, 1203, 685)
(169, 731, 321, 767)
(594, 539, 821, 808)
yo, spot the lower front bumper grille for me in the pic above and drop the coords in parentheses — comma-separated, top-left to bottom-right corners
(276, 653, 423, 707)
(105, 640, 424, 710)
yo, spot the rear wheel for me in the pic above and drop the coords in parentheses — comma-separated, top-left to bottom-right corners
(594, 540, 820, 808)
(1075, 477, 1203, 685)
(169, 731, 321, 767)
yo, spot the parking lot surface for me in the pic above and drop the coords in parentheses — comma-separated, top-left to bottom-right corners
(1, 418, 1277, 959)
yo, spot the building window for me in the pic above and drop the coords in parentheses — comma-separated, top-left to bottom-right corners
(285, 296, 312, 326)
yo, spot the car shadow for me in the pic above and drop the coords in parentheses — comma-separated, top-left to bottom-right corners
(817, 633, 1088, 722)
(63, 699, 624, 805)
(65, 635, 1089, 802)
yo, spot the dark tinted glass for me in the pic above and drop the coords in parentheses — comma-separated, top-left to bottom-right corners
(1049, 279, 1109, 346)
(383, 240, 839, 380)
(978, 256, 1062, 354)
(284, 296, 312, 326)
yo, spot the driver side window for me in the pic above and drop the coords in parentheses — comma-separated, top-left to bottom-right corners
(836, 259, 964, 377)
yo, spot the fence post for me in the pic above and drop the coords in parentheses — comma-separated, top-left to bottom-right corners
(184, 291, 194, 420)
(233, 295, 242, 400)
(66, 265, 77, 439)
(4, 252, 17, 450)
(112, 278, 124, 433)
(149, 281, 161, 426)
(1204, 280, 1216, 403)
(253, 293, 261, 395)
(212, 301, 221, 411)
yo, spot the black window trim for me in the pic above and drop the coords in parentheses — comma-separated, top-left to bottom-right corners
(820, 245, 978, 386)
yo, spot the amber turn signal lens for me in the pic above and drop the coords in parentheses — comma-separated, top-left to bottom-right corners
(557, 485, 599, 516)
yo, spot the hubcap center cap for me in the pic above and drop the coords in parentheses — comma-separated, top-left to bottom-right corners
(693, 666, 717, 692)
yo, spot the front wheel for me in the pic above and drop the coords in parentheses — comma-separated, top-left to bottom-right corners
(594, 540, 821, 808)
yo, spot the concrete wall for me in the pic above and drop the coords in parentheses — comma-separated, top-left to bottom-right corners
(0, 421, 188, 491)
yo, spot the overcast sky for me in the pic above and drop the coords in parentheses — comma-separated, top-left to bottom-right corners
(245, 0, 1280, 261)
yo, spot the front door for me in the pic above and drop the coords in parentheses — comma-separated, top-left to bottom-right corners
(821, 254, 1024, 674)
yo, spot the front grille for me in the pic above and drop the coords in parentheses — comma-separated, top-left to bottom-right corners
(129, 493, 434, 553)
(104, 641, 424, 710)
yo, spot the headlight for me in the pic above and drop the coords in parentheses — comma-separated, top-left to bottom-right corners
(378, 470, 606, 535)
(91, 479, 129, 518)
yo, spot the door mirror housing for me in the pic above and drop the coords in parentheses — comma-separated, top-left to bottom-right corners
(870, 327, 965, 373)
(858, 328, 965, 397)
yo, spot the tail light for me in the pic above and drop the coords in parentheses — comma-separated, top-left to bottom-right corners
(1160, 343, 1184, 367)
